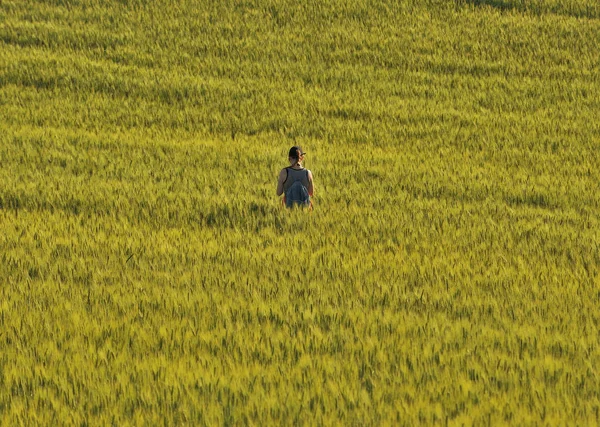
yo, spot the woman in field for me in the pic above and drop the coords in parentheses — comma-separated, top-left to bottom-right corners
(276, 146, 314, 208)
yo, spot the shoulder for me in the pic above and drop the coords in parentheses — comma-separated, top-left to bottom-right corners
(306, 169, 313, 178)
(278, 168, 288, 178)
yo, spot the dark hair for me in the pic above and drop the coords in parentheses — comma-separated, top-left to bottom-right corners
(288, 146, 304, 160)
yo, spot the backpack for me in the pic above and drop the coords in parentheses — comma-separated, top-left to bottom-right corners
(285, 170, 310, 208)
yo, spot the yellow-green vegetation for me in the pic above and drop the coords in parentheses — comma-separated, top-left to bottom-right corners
(1, 0, 600, 424)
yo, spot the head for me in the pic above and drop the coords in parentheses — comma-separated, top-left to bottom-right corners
(288, 146, 305, 166)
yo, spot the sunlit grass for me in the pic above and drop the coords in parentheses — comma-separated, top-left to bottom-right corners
(1, 0, 600, 424)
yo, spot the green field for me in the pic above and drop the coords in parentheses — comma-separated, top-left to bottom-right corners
(1, 0, 600, 424)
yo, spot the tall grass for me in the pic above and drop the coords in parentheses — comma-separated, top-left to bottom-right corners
(1, 0, 600, 424)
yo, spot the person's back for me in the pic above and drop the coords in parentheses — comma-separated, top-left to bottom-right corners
(284, 168, 310, 208)
(276, 146, 314, 208)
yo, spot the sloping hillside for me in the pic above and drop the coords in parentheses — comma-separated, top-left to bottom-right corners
(1, 0, 599, 424)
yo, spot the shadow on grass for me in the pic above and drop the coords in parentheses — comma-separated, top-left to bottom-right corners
(465, 0, 517, 12)
(461, 0, 600, 19)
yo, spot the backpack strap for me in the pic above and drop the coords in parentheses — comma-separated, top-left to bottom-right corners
(282, 168, 289, 186)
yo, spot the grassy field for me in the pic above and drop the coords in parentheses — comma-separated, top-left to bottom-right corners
(1, 0, 600, 424)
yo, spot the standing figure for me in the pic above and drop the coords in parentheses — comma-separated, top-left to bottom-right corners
(276, 146, 314, 209)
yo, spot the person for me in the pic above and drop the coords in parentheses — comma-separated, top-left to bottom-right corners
(276, 146, 314, 208)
